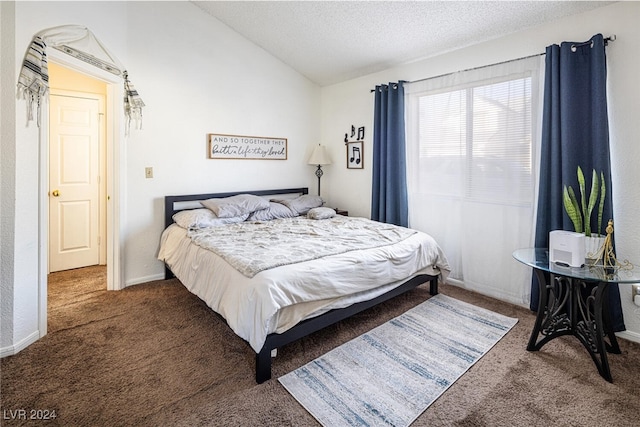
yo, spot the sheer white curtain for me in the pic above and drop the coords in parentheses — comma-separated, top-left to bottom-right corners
(405, 56, 544, 306)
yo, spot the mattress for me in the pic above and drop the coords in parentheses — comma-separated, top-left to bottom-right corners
(158, 219, 450, 353)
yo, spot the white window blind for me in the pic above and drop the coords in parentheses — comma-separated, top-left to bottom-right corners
(416, 76, 532, 204)
(405, 55, 543, 306)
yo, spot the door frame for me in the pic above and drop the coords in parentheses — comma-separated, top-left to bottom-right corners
(38, 49, 126, 336)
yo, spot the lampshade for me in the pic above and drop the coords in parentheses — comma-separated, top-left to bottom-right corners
(307, 145, 332, 165)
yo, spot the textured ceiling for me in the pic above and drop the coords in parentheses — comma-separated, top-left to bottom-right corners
(193, 1, 613, 86)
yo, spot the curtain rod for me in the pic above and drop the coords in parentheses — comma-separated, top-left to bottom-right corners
(371, 35, 616, 92)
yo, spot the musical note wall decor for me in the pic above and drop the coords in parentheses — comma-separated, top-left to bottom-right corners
(346, 141, 364, 169)
(344, 124, 365, 169)
(350, 146, 361, 164)
(344, 124, 365, 143)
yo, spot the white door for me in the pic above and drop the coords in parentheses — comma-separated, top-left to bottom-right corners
(49, 93, 101, 272)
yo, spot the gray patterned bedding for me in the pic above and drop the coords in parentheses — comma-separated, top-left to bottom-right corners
(186, 215, 416, 278)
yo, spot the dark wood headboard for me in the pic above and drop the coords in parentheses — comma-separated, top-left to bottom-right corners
(164, 187, 309, 230)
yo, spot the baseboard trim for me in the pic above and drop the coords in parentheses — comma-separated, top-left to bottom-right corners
(615, 330, 640, 344)
(125, 273, 165, 288)
(0, 330, 40, 358)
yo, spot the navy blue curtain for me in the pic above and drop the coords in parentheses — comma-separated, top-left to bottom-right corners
(371, 81, 408, 227)
(532, 34, 625, 331)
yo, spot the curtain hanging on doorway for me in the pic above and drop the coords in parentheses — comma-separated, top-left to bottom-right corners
(17, 24, 145, 132)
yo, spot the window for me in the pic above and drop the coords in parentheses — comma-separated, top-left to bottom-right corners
(405, 56, 542, 306)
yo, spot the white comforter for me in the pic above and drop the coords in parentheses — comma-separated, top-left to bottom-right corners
(158, 218, 450, 353)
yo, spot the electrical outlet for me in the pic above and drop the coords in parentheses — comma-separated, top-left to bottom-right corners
(633, 285, 640, 307)
(145, 167, 153, 179)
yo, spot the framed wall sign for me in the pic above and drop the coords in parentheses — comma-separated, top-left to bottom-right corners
(346, 141, 363, 169)
(208, 133, 287, 160)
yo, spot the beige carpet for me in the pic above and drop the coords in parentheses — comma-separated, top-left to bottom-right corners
(1, 266, 639, 426)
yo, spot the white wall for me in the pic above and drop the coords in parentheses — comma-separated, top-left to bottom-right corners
(320, 1, 640, 341)
(1, 0, 17, 351)
(120, 2, 320, 283)
(1, 1, 320, 354)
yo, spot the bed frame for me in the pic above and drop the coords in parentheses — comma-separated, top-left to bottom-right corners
(164, 187, 439, 383)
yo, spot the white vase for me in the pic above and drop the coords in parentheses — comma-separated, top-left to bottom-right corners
(585, 236, 605, 263)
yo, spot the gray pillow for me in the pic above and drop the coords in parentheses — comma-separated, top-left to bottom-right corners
(248, 202, 297, 221)
(272, 194, 324, 215)
(172, 209, 249, 229)
(307, 207, 336, 220)
(201, 194, 270, 218)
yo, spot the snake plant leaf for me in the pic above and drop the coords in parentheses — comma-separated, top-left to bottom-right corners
(597, 171, 606, 236)
(585, 169, 599, 237)
(577, 166, 588, 235)
(563, 185, 583, 233)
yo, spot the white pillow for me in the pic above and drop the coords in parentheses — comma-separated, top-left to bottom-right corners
(307, 207, 336, 220)
(201, 194, 270, 218)
(172, 208, 248, 229)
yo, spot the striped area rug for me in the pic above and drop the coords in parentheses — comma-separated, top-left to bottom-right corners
(279, 294, 518, 427)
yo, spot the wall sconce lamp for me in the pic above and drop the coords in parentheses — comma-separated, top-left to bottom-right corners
(307, 144, 332, 196)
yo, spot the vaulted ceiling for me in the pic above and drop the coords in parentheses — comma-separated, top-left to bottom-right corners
(193, 1, 613, 86)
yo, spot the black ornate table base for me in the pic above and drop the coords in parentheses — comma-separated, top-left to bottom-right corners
(528, 269, 621, 382)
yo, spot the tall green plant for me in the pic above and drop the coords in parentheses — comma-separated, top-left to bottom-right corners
(562, 166, 606, 237)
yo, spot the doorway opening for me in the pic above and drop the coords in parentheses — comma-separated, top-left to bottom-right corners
(38, 48, 125, 338)
(46, 63, 108, 324)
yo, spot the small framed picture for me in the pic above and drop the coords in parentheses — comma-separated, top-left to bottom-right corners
(346, 141, 363, 169)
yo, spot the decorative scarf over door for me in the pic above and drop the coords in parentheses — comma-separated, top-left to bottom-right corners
(371, 81, 408, 227)
(532, 34, 624, 331)
(17, 24, 144, 132)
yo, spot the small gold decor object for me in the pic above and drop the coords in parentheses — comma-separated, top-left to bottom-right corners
(588, 219, 633, 272)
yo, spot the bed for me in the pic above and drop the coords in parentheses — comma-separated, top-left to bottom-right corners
(158, 187, 450, 383)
